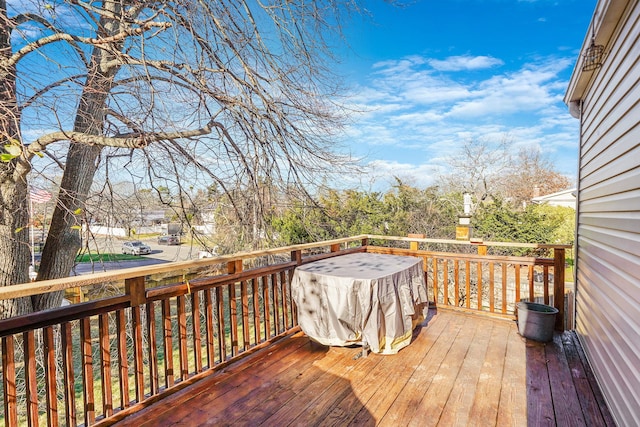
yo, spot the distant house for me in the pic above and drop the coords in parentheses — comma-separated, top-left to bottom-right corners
(564, 0, 640, 425)
(531, 188, 576, 208)
(142, 210, 166, 225)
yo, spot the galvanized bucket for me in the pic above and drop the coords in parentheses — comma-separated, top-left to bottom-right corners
(516, 301, 558, 343)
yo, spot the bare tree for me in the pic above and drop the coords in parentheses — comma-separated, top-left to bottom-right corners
(438, 137, 512, 207)
(1, 0, 363, 317)
(500, 147, 571, 207)
(438, 138, 571, 211)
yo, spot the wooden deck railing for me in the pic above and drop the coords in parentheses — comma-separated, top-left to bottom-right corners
(366, 235, 569, 329)
(0, 235, 570, 426)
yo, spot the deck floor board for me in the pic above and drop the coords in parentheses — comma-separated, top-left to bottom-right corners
(112, 309, 613, 427)
(466, 321, 510, 425)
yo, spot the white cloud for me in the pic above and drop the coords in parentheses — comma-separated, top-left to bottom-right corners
(340, 53, 580, 189)
(428, 55, 504, 72)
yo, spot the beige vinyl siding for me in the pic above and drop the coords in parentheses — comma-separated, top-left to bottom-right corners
(571, 1, 640, 425)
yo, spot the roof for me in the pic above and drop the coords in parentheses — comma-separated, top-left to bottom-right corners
(531, 188, 576, 208)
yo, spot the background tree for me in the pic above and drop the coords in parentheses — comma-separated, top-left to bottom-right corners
(1, 0, 365, 317)
(500, 147, 572, 207)
(471, 198, 571, 255)
(382, 179, 458, 239)
(271, 183, 463, 245)
(439, 138, 572, 211)
(438, 138, 512, 205)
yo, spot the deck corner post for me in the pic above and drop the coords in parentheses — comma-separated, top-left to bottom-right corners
(125, 276, 147, 307)
(553, 248, 566, 331)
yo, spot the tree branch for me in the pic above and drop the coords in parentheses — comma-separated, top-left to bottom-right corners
(20, 74, 87, 111)
(4, 21, 171, 68)
(27, 119, 221, 155)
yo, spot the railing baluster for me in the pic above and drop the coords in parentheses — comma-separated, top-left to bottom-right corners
(24, 330, 39, 427)
(432, 258, 438, 305)
(489, 262, 495, 313)
(131, 306, 144, 402)
(543, 265, 550, 305)
(216, 286, 226, 362)
(2, 335, 18, 427)
(501, 264, 508, 314)
(477, 260, 483, 310)
(454, 260, 460, 308)
(422, 256, 431, 304)
(43, 326, 58, 427)
(116, 310, 130, 409)
(281, 270, 289, 329)
(61, 322, 76, 426)
(99, 313, 113, 418)
(204, 288, 215, 368)
(252, 278, 261, 344)
(263, 275, 271, 339)
(146, 302, 158, 395)
(443, 259, 449, 305)
(465, 260, 471, 309)
(272, 273, 280, 335)
(528, 265, 535, 302)
(241, 280, 250, 350)
(229, 283, 238, 357)
(192, 291, 203, 373)
(162, 299, 174, 388)
(80, 318, 95, 426)
(177, 295, 188, 381)
(291, 272, 298, 326)
(515, 265, 521, 304)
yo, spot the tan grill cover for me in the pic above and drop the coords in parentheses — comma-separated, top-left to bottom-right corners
(291, 253, 428, 354)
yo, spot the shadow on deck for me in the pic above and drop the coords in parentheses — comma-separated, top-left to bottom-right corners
(111, 309, 613, 426)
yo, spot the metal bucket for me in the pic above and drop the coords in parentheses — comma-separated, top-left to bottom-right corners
(516, 301, 558, 343)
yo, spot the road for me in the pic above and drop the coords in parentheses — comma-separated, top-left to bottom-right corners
(72, 237, 209, 275)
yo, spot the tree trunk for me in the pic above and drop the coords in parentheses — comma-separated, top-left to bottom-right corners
(33, 5, 122, 311)
(34, 78, 114, 311)
(0, 173, 33, 317)
(0, 1, 33, 318)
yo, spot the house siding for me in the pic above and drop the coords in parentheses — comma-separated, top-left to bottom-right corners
(566, 1, 640, 425)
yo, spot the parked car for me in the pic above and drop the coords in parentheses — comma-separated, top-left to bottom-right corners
(157, 234, 180, 245)
(122, 240, 152, 255)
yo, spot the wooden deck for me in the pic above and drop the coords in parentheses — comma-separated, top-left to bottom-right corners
(111, 309, 613, 427)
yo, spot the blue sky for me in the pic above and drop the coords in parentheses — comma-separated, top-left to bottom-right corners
(12, 0, 597, 194)
(333, 0, 596, 189)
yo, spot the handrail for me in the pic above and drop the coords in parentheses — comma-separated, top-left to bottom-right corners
(364, 234, 572, 249)
(0, 234, 569, 300)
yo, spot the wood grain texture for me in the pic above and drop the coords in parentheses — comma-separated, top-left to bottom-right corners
(106, 309, 611, 427)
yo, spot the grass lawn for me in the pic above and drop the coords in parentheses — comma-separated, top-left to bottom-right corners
(75, 253, 141, 263)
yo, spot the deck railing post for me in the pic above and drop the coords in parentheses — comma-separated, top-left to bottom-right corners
(125, 276, 146, 307)
(228, 260, 242, 274)
(553, 248, 566, 331)
(408, 233, 425, 252)
(291, 250, 302, 265)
